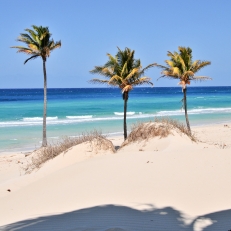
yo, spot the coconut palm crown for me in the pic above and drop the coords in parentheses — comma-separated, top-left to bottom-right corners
(11, 25, 61, 147)
(155, 46, 211, 133)
(90, 47, 154, 140)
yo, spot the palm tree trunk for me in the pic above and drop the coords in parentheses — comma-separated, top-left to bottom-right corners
(42, 59, 47, 147)
(123, 91, 128, 140)
(183, 87, 191, 134)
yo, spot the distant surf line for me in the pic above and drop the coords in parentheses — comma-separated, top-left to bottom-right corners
(0, 107, 231, 127)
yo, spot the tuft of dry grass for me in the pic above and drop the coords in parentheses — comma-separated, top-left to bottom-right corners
(154, 117, 197, 140)
(121, 117, 197, 147)
(23, 130, 115, 174)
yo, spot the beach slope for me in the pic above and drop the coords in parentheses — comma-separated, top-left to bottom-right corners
(0, 123, 231, 230)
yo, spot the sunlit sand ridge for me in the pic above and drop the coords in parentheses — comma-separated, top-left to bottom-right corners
(0, 122, 231, 230)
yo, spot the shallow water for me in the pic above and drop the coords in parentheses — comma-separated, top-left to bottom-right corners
(0, 87, 230, 151)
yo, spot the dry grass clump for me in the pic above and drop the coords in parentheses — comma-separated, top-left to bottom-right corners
(121, 117, 197, 147)
(23, 130, 115, 174)
(155, 117, 197, 141)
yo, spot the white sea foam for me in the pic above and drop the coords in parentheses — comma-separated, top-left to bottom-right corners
(114, 112, 135, 116)
(49, 136, 59, 139)
(66, 115, 93, 119)
(0, 115, 151, 127)
(1, 107, 231, 128)
(23, 117, 58, 121)
(157, 107, 231, 116)
(105, 131, 124, 137)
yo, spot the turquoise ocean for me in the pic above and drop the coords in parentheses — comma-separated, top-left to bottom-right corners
(0, 87, 230, 152)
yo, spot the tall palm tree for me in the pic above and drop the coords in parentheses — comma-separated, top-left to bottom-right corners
(11, 25, 61, 147)
(90, 47, 154, 140)
(155, 46, 211, 133)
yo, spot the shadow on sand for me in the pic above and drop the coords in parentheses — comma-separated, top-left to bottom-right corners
(1, 205, 231, 231)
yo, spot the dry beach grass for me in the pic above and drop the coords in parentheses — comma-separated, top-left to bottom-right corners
(23, 130, 115, 173)
(24, 118, 196, 174)
(121, 117, 197, 147)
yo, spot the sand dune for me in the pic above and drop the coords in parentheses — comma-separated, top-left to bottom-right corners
(0, 123, 231, 230)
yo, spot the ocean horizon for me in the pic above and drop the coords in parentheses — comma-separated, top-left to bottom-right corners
(1, 86, 231, 152)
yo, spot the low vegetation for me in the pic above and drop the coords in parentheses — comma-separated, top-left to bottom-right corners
(23, 119, 197, 173)
(121, 117, 197, 147)
(23, 130, 115, 174)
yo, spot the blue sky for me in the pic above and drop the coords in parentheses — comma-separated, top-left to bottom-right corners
(1, 0, 231, 88)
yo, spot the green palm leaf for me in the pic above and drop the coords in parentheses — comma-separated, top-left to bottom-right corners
(90, 47, 154, 91)
(190, 76, 212, 81)
(156, 46, 211, 83)
(12, 25, 61, 61)
(108, 75, 123, 84)
(89, 79, 110, 84)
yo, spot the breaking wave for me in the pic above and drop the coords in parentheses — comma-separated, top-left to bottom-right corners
(66, 115, 93, 119)
(114, 112, 135, 116)
(156, 107, 231, 116)
(23, 117, 58, 121)
(1, 107, 230, 128)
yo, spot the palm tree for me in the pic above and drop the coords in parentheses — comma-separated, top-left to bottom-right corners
(90, 47, 154, 140)
(11, 25, 61, 147)
(155, 46, 211, 133)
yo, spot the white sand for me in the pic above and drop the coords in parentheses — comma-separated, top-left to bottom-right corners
(0, 123, 231, 230)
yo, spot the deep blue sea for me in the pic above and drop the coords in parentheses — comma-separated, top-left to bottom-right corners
(0, 87, 231, 152)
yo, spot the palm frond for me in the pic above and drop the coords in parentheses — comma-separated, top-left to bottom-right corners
(102, 67, 114, 76)
(25, 28, 42, 46)
(156, 46, 211, 84)
(12, 25, 61, 61)
(132, 77, 153, 86)
(90, 47, 154, 89)
(190, 60, 200, 70)
(167, 51, 175, 58)
(11, 45, 30, 50)
(165, 60, 175, 67)
(183, 70, 194, 77)
(90, 66, 114, 78)
(172, 67, 180, 76)
(177, 55, 186, 72)
(133, 59, 141, 68)
(154, 63, 168, 70)
(24, 55, 40, 64)
(40, 31, 48, 40)
(108, 75, 122, 84)
(107, 53, 117, 64)
(158, 73, 180, 80)
(89, 79, 110, 85)
(50, 41, 61, 51)
(28, 44, 39, 51)
(138, 63, 156, 76)
(11, 46, 35, 55)
(189, 76, 212, 81)
(191, 61, 211, 73)
(17, 34, 36, 45)
(125, 67, 140, 80)
(121, 62, 128, 77)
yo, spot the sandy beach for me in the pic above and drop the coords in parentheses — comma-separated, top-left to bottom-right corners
(0, 122, 231, 230)
(2, 0, 231, 230)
